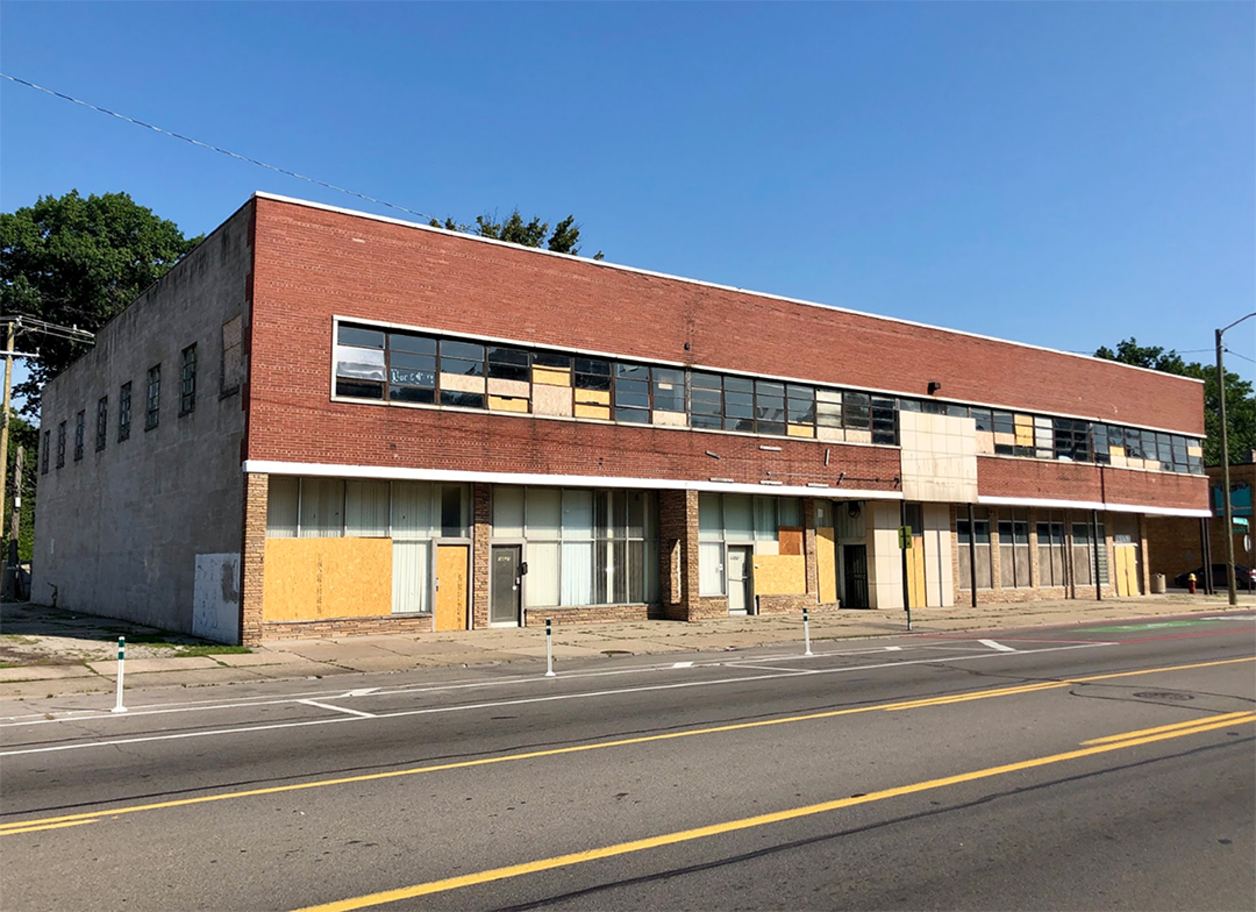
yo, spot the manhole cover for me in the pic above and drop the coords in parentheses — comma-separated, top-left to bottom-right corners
(1133, 691, 1194, 701)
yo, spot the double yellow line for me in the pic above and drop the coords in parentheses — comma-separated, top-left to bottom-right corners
(1, 655, 1251, 839)
(291, 708, 1256, 912)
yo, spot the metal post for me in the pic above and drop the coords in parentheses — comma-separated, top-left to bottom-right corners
(899, 500, 911, 623)
(544, 617, 555, 677)
(1217, 328, 1238, 606)
(111, 637, 128, 713)
(1201, 514, 1214, 595)
(803, 606, 813, 656)
(967, 504, 978, 608)
(1092, 509, 1102, 601)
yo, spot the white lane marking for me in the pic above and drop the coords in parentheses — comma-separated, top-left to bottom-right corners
(724, 663, 816, 674)
(299, 699, 376, 718)
(884, 646, 903, 651)
(672, 662, 694, 669)
(978, 639, 1017, 653)
(0, 642, 1111, 757)
(0, 645, 930, 727)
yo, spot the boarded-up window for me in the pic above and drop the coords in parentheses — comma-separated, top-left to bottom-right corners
(221, 315, 243, 396)
(998, 511, 1032, 588)
(957, 509, 993, 589)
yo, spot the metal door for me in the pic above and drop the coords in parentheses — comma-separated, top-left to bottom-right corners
(842, 545, 869, 609)
(727, 545, 752, 614)
(490, 545, 523, 626)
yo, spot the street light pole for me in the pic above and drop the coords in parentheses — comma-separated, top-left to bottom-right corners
(1216, 312, 1256, 607)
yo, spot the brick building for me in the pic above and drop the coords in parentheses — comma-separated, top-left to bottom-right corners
(33, 193, 1211, 645)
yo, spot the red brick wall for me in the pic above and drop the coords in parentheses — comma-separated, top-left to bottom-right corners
(249, 196, 1204, 439)
(976, 456, 1207, 512)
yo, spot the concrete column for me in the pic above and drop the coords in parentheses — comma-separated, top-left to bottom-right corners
(238, 472, 268, 646)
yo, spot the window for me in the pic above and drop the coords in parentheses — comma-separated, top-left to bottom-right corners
(1053, 418, 1089, 462)
(843, 391, 870, 431)
(180, 344, 197, 414)
(957, 509, 993, 589)
(870, 396, 897, 445)
(335, 325, 386, 399)
(74, 411, 85, 461)
(651, 368, 685, 413)
(56, 422, 66, 469)
(998, 511, 1031, 588)
(1037, 518, 1067, 587)
(221, 315, 243, 396)
(96, 397, 108, 451)
(118, 382, 132, 441)
(145, 365, 161, 429)
(613, 364, 650, 423)
(689, 372, 723, 430)
(816, 389, 842, 429)
(389, 332, 437, 404)
(1072, 521, 1109, 586)
(41, 430, 49, 475)
(697, 492, 791, 596)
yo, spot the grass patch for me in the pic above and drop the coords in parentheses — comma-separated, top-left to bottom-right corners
(0, 661, 21, 668)
(112, 634, 251, 656)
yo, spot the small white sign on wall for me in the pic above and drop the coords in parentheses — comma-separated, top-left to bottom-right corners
(193, 553, 241, 643)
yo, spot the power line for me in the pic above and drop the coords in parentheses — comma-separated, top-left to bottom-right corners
(1224, 347, 1255, 365)
(0, 72, 436, 224)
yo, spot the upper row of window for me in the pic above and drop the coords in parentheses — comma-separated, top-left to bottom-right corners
(332, 323, 1203, 475)
(41, 345, 197, 475)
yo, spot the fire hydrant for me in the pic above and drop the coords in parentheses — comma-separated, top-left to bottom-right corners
(1188, 572, 1197, 594)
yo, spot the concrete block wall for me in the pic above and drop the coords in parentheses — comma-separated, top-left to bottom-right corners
(34, 202, 254, 639)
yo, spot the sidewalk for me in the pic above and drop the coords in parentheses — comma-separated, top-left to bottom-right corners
(2, 593, 1253, 702)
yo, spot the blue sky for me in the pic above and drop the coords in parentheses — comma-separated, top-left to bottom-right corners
(2, 2, 1253, 389)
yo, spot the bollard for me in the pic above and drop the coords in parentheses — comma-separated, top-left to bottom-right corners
(803, 606, 813, 657)
(545, 617, 556, 677)
(111, 636, 128, 713)
(906, 606, 912, 632)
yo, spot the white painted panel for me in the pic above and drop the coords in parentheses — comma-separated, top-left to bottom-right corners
(267, 477, 299, 538)
(192, 553, 240, 643)
(391, 481, 433, 539)
(391, 540, 430, 614)
(346, 481, 390, 537)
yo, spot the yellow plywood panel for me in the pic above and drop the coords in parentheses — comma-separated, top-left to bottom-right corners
(1114, 545, 1139, 597)
(906, 536, 926, 608)
(816, 527, 837, 603)
(1110, 446, 1126, 458)
(489, 395, 530, 413)
(435, 544, 468, 631)
(752, 554, 807, 596)
(574, 403, 611, 419)
(779, 527, 804, 556)
(574, 388, 611, 405)
(262, 538, 392, 622)
(1015, 426, 1033, 447)
(532, 366, 572, 387)
(787, 424, 814, 438)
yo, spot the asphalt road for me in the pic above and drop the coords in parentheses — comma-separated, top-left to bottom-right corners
(2, 612, 1254, 911)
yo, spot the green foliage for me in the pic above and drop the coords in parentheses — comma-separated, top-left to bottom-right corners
(430, 209, 603, 260)
(0, 190, 201, 414)
(1095, 337, 1256, 467)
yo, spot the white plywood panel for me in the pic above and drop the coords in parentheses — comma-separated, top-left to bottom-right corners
(192, 553, 240, 643)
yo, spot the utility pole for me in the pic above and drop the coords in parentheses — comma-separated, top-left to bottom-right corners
(6, 445, 21, 598)
(1215, 312, 1256, 607)
(0, 315, 96, 548)
(0, 321, 14, 565)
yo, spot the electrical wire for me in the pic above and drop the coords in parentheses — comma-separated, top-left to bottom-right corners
(1224, 347, 1255, 365)
(0, 72, 436, 224)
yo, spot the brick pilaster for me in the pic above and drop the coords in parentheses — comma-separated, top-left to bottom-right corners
(472, 483, 491, 629)
(239, 472, 268, 646)
(802, 498, 820, 601)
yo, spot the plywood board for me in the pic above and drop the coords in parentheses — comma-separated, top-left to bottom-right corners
(574, 403, 611, 419)
(816, 527, 837, 603)
(787, 424, 814, 438)
(532, 366, 572, 387)
(752, 554, 806, 596)
(533, 385, 573, 417)
(779, 527, 804, 556)
(435, 544, 468, 631)
(262, 538, 392, 621)
(574, 388, 611, 405)
(489, 395, 529, 413)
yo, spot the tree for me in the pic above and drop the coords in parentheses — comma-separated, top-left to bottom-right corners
(430, 209, 603, 260)
(3, 411, 37, 565)
(0, 190, 202, 415)
(1095, 337, 1256, 466)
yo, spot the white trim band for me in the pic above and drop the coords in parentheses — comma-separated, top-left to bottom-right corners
(241, 460, 901, 502)
(978, 494, 1210, 518)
